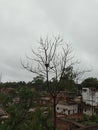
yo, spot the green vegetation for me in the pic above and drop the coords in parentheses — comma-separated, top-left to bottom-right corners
(81, 115, 98, 126)
(81, 77, 98, 90)
(0, 85, 53, 130)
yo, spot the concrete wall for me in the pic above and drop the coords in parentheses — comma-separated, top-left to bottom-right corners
(82, 88, 98, 106)
(56, 104, 78, 115)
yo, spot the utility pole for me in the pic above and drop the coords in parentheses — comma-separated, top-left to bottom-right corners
(91, 88, 95, 118)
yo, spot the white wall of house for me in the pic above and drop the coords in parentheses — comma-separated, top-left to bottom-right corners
(82, 88, 98, 106)
(56, 104, 78, 115)
(83, 107, 96, 116)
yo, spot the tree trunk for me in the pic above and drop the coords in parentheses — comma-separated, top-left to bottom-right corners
(53, 96, 56, 130)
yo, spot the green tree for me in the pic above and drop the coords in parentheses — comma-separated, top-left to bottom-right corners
(0, 86, 40, 130)
(32, 74, 45, 91)
(0, 85, 54, 130)
(81, 77, 98, 89)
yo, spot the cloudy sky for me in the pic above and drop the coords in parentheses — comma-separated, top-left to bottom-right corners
(0, 0, 98, 82)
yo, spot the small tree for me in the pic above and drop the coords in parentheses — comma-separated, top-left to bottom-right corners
(22, 36, 85, 130)
(32, 74, 45, 91)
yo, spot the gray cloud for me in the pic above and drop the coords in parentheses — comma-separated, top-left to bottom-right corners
(0, 0, 98, 82)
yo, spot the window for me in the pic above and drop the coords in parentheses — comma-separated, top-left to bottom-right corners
(73, 110, 74, 114)
(68, 110, 70, 115)
(63, 109, 65, 112)
(82, 89, 87, 92)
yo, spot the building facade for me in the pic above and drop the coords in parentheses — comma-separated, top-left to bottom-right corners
(56, 103, 78, 115)
(82, 88, 98, 106)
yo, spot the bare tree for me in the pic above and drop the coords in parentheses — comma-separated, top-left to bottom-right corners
(22, 36, 85, 130)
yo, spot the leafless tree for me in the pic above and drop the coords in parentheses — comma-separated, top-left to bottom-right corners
(22, 36, 87, 130)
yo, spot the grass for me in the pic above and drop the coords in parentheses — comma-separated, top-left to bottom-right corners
(81, 115, 98, 126)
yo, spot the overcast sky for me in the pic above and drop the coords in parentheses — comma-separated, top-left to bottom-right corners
(0, 0, 98, 82)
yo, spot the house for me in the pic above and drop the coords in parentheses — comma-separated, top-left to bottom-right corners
(82, 88, 98, 115)
(82, 88, 98, 106)
(83, 104, 96, 116)
(56, 103, 78, 116)
(56, 91, 83, 116)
